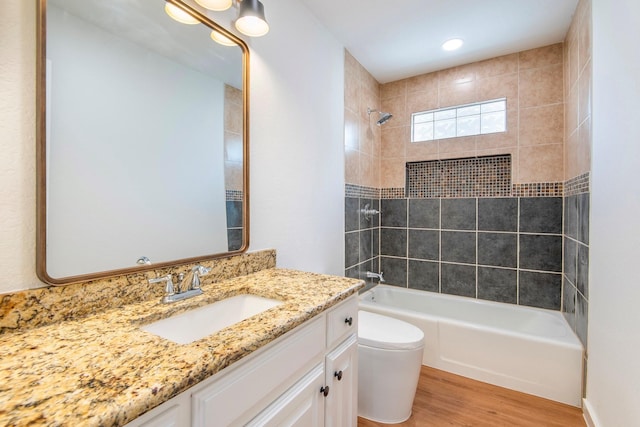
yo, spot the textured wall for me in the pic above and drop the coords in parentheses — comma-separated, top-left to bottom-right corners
(0, 0, 40, 293)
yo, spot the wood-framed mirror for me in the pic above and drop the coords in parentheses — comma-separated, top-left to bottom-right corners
(36, 0, 250, 285)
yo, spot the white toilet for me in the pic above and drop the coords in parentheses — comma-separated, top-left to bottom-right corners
(357, 310, 425, 423)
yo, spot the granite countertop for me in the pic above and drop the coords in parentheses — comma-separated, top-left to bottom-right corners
(0, 268, 363, 426)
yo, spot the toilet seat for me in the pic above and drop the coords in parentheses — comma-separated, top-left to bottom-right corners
(358, 310, 424, 350)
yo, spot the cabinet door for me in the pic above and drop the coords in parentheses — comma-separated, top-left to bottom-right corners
(246, 363, 325, 427)
(324, 335, 358, 427)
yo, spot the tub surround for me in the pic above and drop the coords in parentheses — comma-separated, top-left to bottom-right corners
(0, 266, 363, 426)
(0, 249, 276, 334)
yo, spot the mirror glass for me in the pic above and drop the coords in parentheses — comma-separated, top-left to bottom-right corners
(37, 0, 249, 284)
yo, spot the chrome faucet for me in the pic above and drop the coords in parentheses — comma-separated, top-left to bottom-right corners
(366, 271, 385, 283)
(148, 265, 211, 303)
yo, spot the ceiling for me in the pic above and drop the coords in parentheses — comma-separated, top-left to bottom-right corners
(300, 0, 579, 83)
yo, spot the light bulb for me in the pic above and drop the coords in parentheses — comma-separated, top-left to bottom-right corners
(235, 16, 269, 37)
(165, 3, 199, 25)
(211, 30, 236, 47)
(195, 0, 232, 12)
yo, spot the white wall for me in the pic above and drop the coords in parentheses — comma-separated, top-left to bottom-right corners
(586, 0, 640, 425)
(0, 0, 345, 293)
(245, 0, 345, 276)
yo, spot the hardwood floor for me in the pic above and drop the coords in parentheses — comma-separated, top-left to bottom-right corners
(358, 366, 586, 427)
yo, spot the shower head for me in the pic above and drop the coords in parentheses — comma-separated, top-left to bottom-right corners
(367, 108, 393, 126)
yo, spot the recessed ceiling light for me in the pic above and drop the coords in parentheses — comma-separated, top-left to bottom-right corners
(442, 38, 464, 51)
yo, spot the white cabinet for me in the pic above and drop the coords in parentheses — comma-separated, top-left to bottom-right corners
(126, 295, 359, 427)
(324, 335, 358, 427)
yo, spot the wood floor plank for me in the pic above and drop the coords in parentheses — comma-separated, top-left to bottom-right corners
(358, 366, 585, 427)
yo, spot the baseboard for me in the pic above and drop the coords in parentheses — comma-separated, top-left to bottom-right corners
(582, 398, 601, 427)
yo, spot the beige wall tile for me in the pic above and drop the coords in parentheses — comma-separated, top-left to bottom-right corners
(406, 140, 439, 161)
(474, 53, 518, 79)
(577, 116, 592, 175)
(579, 2, 592, 72)
(438, 63, 476, 87)
(225, 101, 243, 134)
(381, 126, 408, 158)
(361, 152, 379, 188)
(406, 72, 438, 93)
(225, 85, 242, 106)
(519, 104, 564, 146)
(406, 90, 438, 114)
(381, 95, 409, 127)
(344, 109, 359, 151)
(439, 80, 476, 108)
(359, 118, 378, 156)
(381, 80, 407, 100)
(578, 59, 592, 125)
(438, 136, 476, 155)
(476, 109, 518, 150)
(518, 144, 564, 183)
(380, 157, 406, 188)
(566, 87, 579, 140)
(519, 64, 563, 108)
(519, 43, 563, 70)
(438, 150, 477, 162)
(344, 148, 360, 185)
(361, 86, 381, 121)
(224, 131, 243, 162)
(476, 73, 518, 102)
(564, 131, 579, 180)
(567, 21, 580, 91)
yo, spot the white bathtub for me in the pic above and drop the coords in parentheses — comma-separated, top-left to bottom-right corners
(359, 285, 584, 407)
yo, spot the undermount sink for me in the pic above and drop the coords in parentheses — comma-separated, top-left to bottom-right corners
(141, 294, 283, 344)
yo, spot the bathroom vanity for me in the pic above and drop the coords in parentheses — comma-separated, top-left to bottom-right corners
(0, 268, 363, 426)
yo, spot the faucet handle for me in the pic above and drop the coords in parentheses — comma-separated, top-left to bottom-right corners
(148, 274, 175, 296)
(190, 265, 212, 290)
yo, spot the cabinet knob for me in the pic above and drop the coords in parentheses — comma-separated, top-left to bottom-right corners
(320, 385, 330, 397)
(344, 316, 353, 326)
(334, 370, 343, 381)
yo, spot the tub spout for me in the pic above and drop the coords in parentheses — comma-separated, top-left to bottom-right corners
(366, 271, 385, 283)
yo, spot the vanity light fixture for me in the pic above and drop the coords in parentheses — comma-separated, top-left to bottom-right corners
(211, 29, 237, 46)
(235, 0, 270, 37)
(195, 0, 233, 11)
(442, 38, 464, 51)
(165, 2, 200, 25)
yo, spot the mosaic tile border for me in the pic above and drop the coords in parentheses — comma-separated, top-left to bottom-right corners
(345, 184, 380, 199)
(564, 172, 590, 196)
(381, 188, 405, 199)
(406, 155, 512, 198)
(226, 190, 244, 201)
(512, 182, 563, 197)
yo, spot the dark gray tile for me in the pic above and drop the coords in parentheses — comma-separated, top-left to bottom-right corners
(519, 197, 562, 234)
(372, 228, 379, 259)
(477, 267, 517, 303)
(577, 243, 589, 298)
(441, 263, 476, 297)
(478, 232, 517, 268)
(359, 198, 377, 230)
(408, 260, 439, 292)
(345, 232, 359, 268)
(441, 231, 476, 264)
(345, 265, 360, 280)
(409, 198, 440, 229)
(478, 198, 517, 232)
(227, 228, 243, 251)
(576, 292, 588, 347)
(408, 229, 439, 261)
(359, 229, 373, 263)
(562, 277, 577, 331)
(226, 201, 243, 228)
(380, 228, 407, 257)
(519, 271, 561, 310)
(442, 198, 476, 230)
(380, 256, 407, 287)
(345, 197, 359, 232)
(381, 199, 407, 227)
(578, 193, 590, 245)
(519, 234, 562, 272)
(371, 198, 381, 228)
(564, 195, 578, 239)
(564, 237, 577, 285)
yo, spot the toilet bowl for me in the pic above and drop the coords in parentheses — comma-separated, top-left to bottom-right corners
(357, 310, 424, 424)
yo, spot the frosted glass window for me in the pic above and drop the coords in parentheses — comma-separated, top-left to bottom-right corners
(411, 98, 506, 142)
